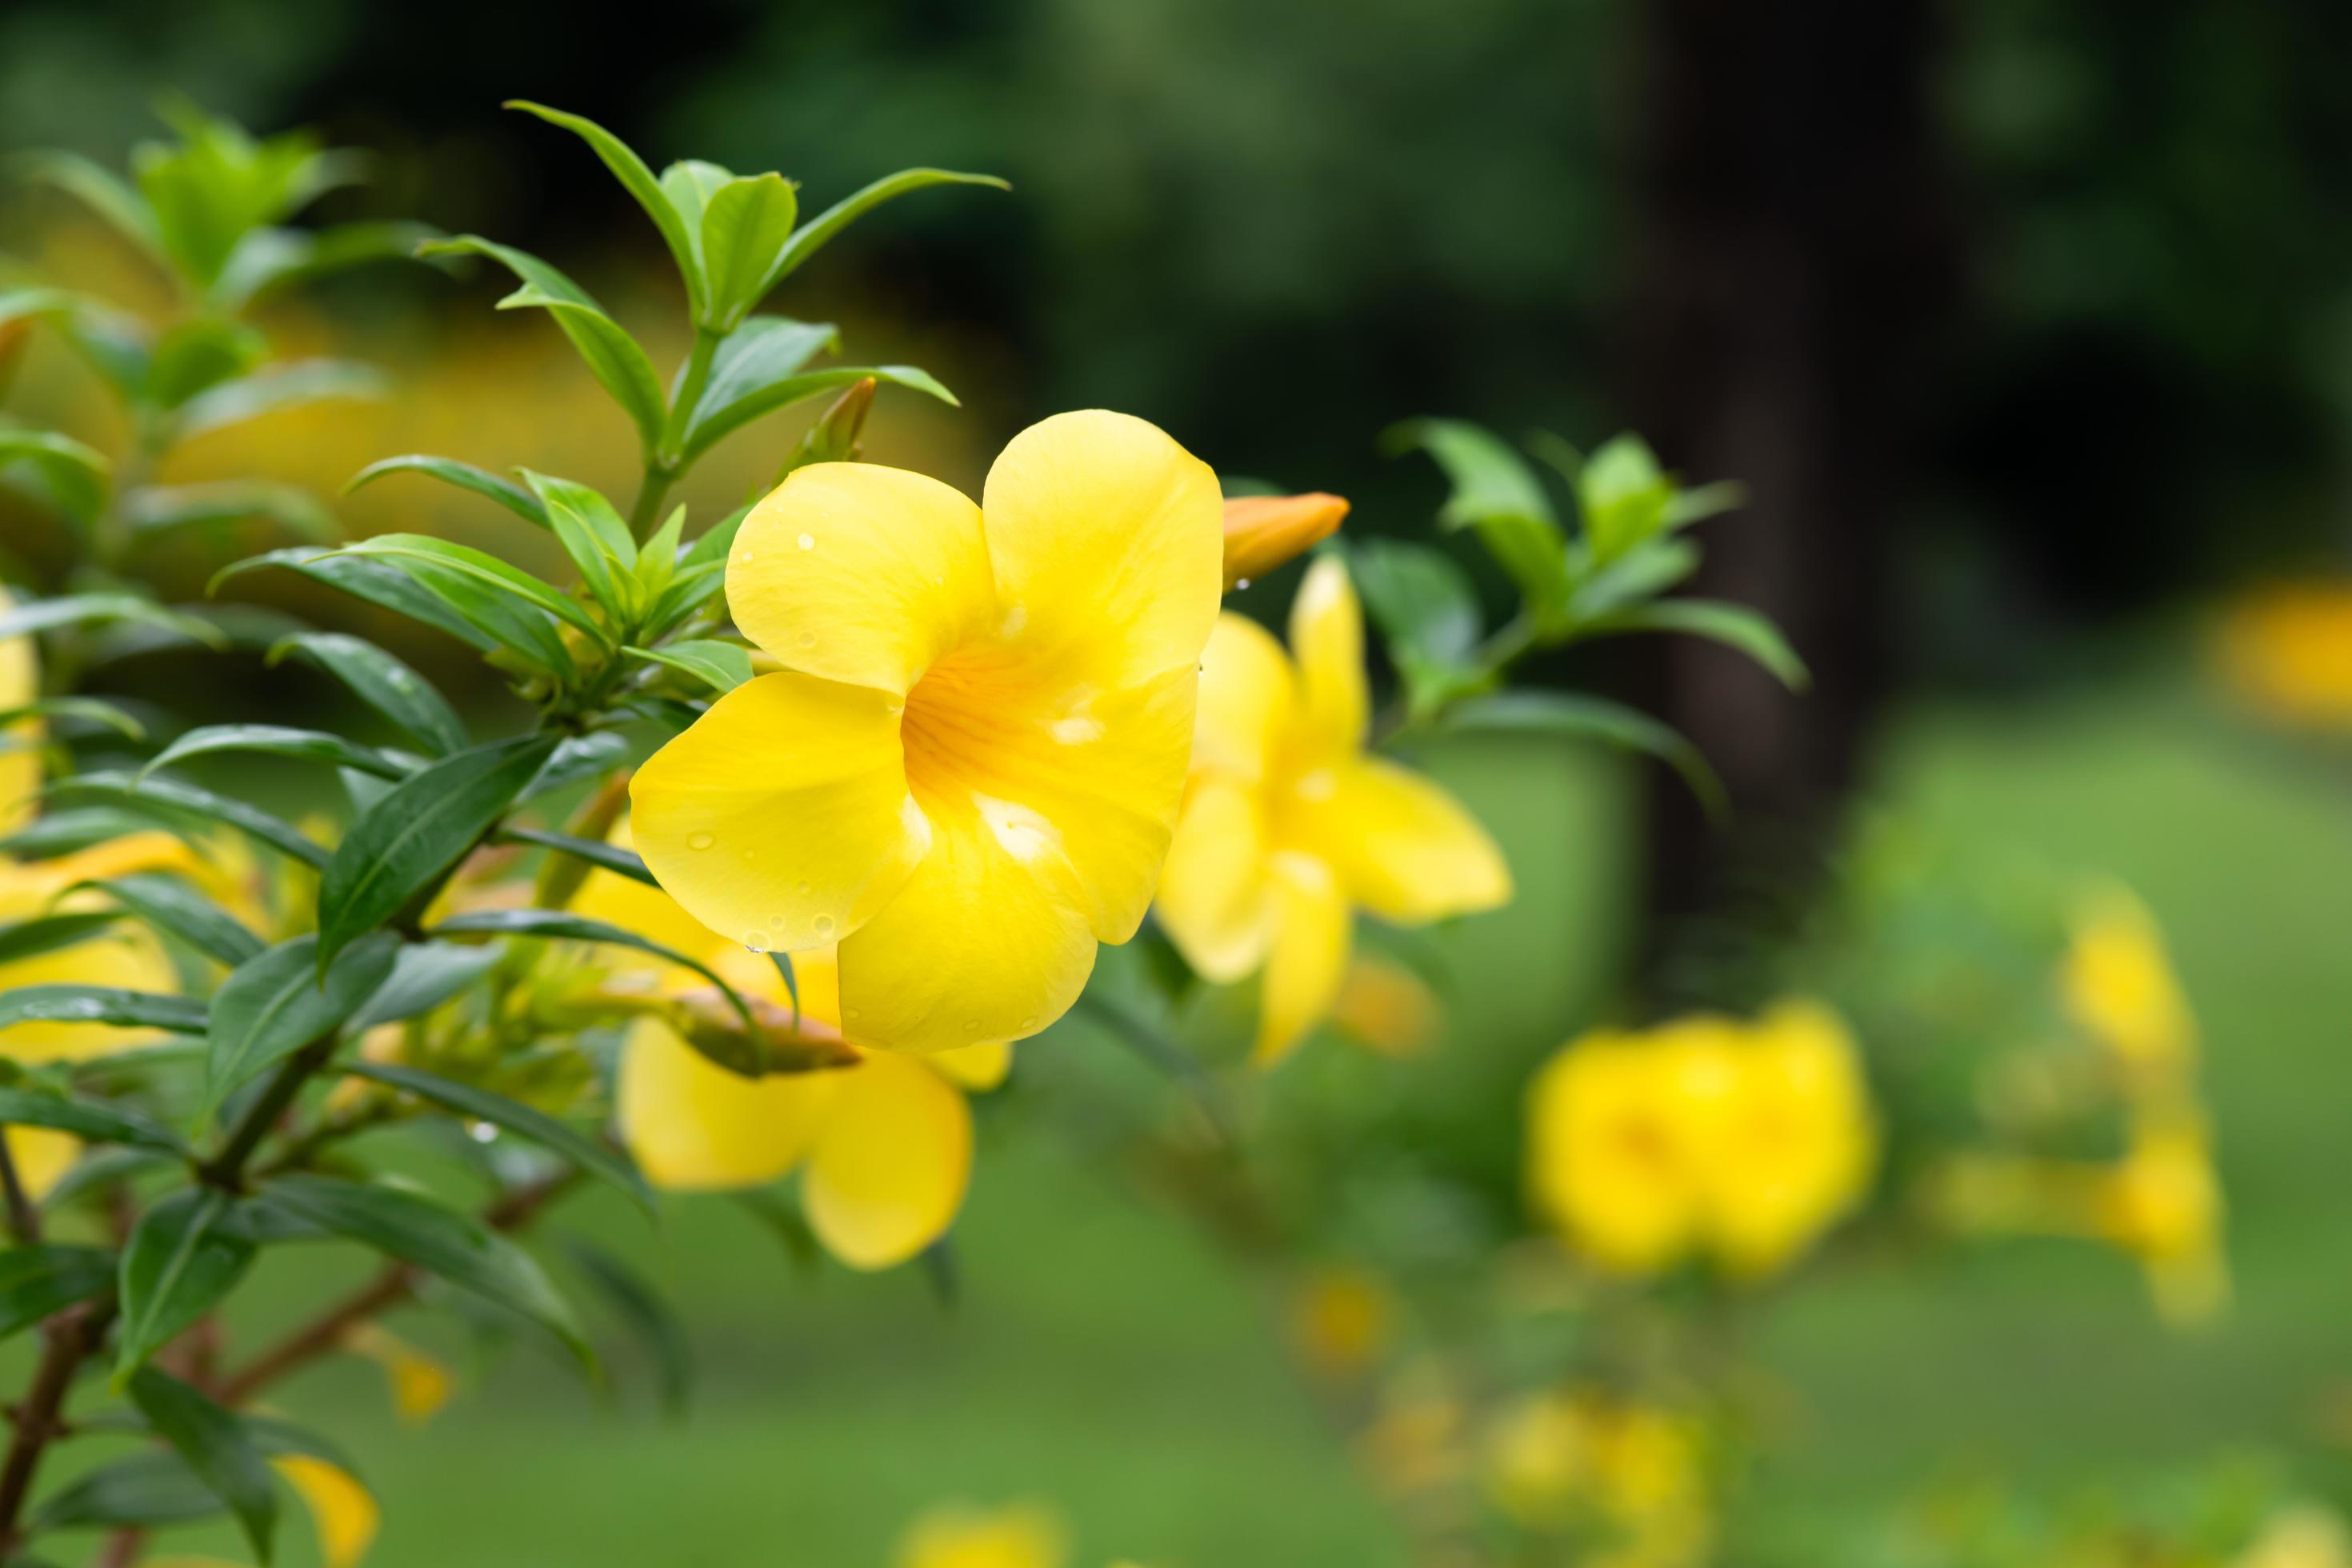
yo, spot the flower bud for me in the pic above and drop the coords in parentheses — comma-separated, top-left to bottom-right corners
(1222, 491, 1348, 590)
(772, 376, 878, 486)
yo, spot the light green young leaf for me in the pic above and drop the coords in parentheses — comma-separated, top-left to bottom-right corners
(1575, 598, 1810, 690)
(1437, 691, 1727, 821)
(0, 429, 110, 522)
(345, 454, 550, 530)
(657, 158, 734, 234)
(522, 471, 638, 623)
(624, 639, 750, 695)
(505, 102, 706, 319)
(1386, 418, 1574, 622)
(121, 481, 338, 545)
(267, 631, 468, 757)
(762, 168, 1009, 296)
(142, 317, 268, 410)
(698, 174, 797, 330)
(680, 364, 953, 466)
(1350, 538, 1483, 705)
(10, 150, 165, 264)
(342, 533, 610, 670)
(210, 220, 440, 312)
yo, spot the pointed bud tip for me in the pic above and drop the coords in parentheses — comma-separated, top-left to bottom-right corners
(1222, 492, 1350, 590)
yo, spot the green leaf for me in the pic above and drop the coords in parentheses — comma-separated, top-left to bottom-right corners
(0, 1244, 117, 1340)
(164, 359, 387, 447)
(0, 593, 224, 650)
(497, 826, 656, 888)
(121, 481, 338, 544)
(1663, 480, 1745, 530)
(345, 532, 608, 648)
(1437, 692, 1727, 821)
(422, 235, 667, 450)
(314, 734, 562, 971)
(141, 723, 414, 783)
(0, 429, 110, 522)
(518, 732, 633, 806)
(213, 548, 500, 656)
(0, 986, 207, 1036)
(70, 874, 264, 968)
(698, 174, 797, 329)
(1388, 418, 1574, 622)
(0, 286, 80, 331)
(1350, 539, 1482, 707)
(50, 770, 326, 869)
(1566, 536, 1702, 621)
(656, 159, 734, 233)
(0, 696, 145, 742)
(211, 220, 440, 313)
(561, 1237, 691, 1417)
(680, 364, 954, 467)
(27, 1451, 222, 1532)
(344, 454, 550, 530)
(0, 807, 181, 860)
(204, 933, 400, 1110)
(115, 1190, 254, 1382)
(126, 1367, 278, 1562)
(1572, 433, 1674, 561)
(11, 150, 165, 264)
(260, 1172, 590, 1363)
(1575, 598, 1810, 689)
(141, 318, 267, 410)
(0, 910, 121, 966)
(623, 639, 750, 695)
(346, 1061, 650, 1214)
(0, 1087, 186, 1155)
(344, 942, 502, 1034)
(763, 168, 1008, 294)
(504, 102, 706, 320)
(522, 471, 638, 624)
(267, 631, 468, 757)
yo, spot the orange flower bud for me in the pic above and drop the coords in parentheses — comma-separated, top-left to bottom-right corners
(1222, 492, 1348, 590)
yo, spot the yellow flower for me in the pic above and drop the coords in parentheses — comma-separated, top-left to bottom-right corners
(1525, 1002, 1874, 1278)
(1291, 1265, 1396, 1378)
(1481, 1390, 1710, 1562)
(577, 846, 1005, 1270)
(2215, 582, 2352, 728)
(2096, 1111, 2228, 1327)
(1154, 556, 1511, 1064)
(0, 833, 208, 1063)
(630, 411, 1222, 1056)
(0, 582, 38, 839)
(273, 1454, 381, 1568)
(2234, 1505, 2352, 1568)
(2062, 885, 2196, 1074)
(896, 1502, 1068, 1568)
(1221, 491, 1348, 589)
(341, 1322, 454, 1425)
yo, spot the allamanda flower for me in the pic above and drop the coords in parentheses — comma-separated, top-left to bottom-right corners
(2062, 884, 2196, 1078)
(575, 839, 1007, 1270)
(1154, 555, 1511, 1063)
(631, 410, 1223, 1055)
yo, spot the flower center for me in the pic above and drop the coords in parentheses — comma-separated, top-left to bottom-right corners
(899, 642, 1034, 806)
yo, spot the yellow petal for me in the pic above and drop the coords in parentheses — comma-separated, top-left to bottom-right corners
(0, 583, 38, 841)
(630, 672, 929, 954)
(618, 1018, 840, 1190)
(979, 410, 1224, 691)
(902, 650, 1197, 942)
(727, 461, 994, 696)
(1287, 554, 1368, 759)
(1192, 614, 1294, 786)
(1154, 778, 1273, 983)
(1222, 492, 1349, 590)
(4, 1127, 78, 1202)
(273, 1454, 379, 1568)
(1525, 1030, 1712, 1274)
(1290, 757, 1512, 925)
(0, 830, 216, 922)
(342, 1322, 454, 1425)
(897, 1502, 1069, 1568)
(0, 927, 178, 1062)
(571, 821, 742, 986)
(802, 1050, 973, 1270)
(929, 1040, 1013, 1091)
(1254, 851, 1351, 1067)
(834, 791, 1098, 1055)
(1330, 955, 1442, 1058)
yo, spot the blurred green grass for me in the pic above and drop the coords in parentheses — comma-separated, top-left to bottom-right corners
(78, 669, 2352, 1567)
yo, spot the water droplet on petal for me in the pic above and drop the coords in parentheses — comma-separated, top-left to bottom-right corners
(846, 1008, 862, 1020)
(797, 533, 816, 551)
(738, 550, 754, 563)
(687, 831, 716, 850)
(1020, 1015, 1038, 1030)
(797, 631, 816, 649)
(1235, 578, 1251, 590)
(963, 1018, 981, 1033)
(745, 930, 770, 952)
(813, 914, 836, 938)
(795, 880, 811, 895)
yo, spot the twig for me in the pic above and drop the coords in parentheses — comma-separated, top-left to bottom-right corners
(0, 1302, 114, 1551)
(0, 1136, 39, 1246)
(198, 1035, 338, 1191)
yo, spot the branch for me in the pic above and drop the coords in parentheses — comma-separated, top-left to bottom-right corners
(0, 1302, 114, 1550)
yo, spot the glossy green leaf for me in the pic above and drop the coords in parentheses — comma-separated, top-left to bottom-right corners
(1388, 418, 1574, 622)
(0, 696, 145, 741)
(50, 770, 326, 869)
(624, 639, 750, 694)
(344, 941, 502, 1034)
(0, 910, 121, 966)
(1437, 692, 1727, 820)
(422, 235, 666, 450)
(522, 470, 638, 622)
(0, 1087, 186, 1155)
(1350, 538, 1482, 702)
(430, 907, 762, 1055)
(164, 359, 386, 446)
(0, 1244, 117, 1340)
(346, 1061, 650, 1213)
(497, 826, 657, 888)
(0, 429, 110, 522)
(204, 932, 400, 1110)
(115, 1190, 254, 1382)
(656, 158, 734, 233)
(518, 731, 633, 805)
(0, 807, 179, 861)
(0, 593, 224, 650)
(562, 1237, 692, 1417)
(344, 454, 550, 530)
(314, 734, 562, 970)
(27, 1450, 221, 1532)
(120, 481, 338, 544)
(267, 631, 468, 757)
(505, 102, 706, 320)
(679, 364, 953, 466)
(126, 1367, 278, 1562)
(346, 533, 607, 646)
(213, 549, 500, 656)
(0, 986, 207, 1036)
(1566, 536, 1702, 621)
(260, 1172, 590, 1363)
(763, 168, 1008, 294)
(70, 874, 264, 968)
(141, 723, 414, 784)
(699, 173, 797, 329)
(1576, 598, 1810, 689)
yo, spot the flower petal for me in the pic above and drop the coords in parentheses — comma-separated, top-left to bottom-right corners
(981, 410, 1224, 690)
(835, 794, 1097, 1055)
(1289, 554, 1368, 759)
(618, 1018, 839, 1190)
(1290, 757, 1512, 925)
(802, 1050, 972, 1270)
(728, 462, 995, 695)
(1255, 851, 1352, 1067)
(630, 672, 928, 954)
(1193, 614, 1294, 786)
(929, 1040, 1013, 1091)
(0, 584, 37, 840)
(1154, 778, 1272, 983)
(273, 1454, 379, 1568)
(5, 1128, 78, 1202)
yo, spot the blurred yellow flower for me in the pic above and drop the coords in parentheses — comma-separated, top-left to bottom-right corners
(1291, 1264, 1397, 1378)
(2215, 582, 2352, 728)
(1481, 1389, 1710, 1564)
(578, 842, 1005, 1270)
(2235, 1504, 2352, 1568)
(0, 582, 38, 839)
(3, 1126, 79, 1202)
(273, 1453, 381, 1568)
(1526, 1002, 1875, 1278)
(2062, 885, 2196, 1075)
(896, 1502, 1068, 1568)
(2095, 1112, 2229, 1328)
(1155, 556, 1510, 1064)
(1329, 954, 1442, 1058)
(631, 410, 1222, 1058)
(1220, 491, 1348, 590)
(0, 832, 210, 1063)
(341, 1322, 454, 1426)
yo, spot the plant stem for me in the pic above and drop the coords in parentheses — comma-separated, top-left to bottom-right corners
(0, 1138, 40, 1246)
(0, 1302, 114, 1552)
(628, 325, 724, 542)
(198, 1035, 338, 1191)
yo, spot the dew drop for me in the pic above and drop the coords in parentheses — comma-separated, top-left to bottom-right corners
(797, 533, 816, 551)
(813, 913, 836, 938)
(467, 1121, 498, 1144)
(744, 930, 770, 952)
(797, 631, 816, 649)
(738, 550, 754, 563)
(962, 1018, 982, 1033)
(687, 831, 716, 850)
(1235, 578, 1252, 590)
(796, 880, 811, 894)
(846, 1008, 862, 1020)
(1020, 1015, 1038, 1030)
